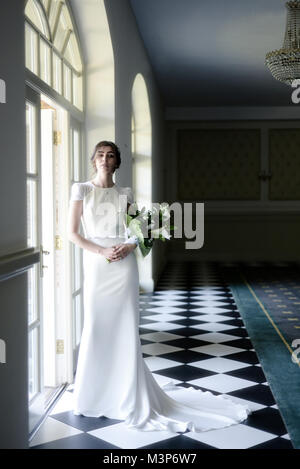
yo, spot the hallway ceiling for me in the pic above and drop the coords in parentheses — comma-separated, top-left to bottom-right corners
(130, 0, 295, 107)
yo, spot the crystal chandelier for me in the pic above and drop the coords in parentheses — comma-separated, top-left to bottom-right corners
(265, 0, 300, 85)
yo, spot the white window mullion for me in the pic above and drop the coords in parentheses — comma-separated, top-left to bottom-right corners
(52, 1, 64, 44)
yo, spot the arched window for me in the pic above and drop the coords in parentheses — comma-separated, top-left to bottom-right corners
(131, 73, 153, 292)
(25, 0, 83, 110)
(131, 73, 152, 209)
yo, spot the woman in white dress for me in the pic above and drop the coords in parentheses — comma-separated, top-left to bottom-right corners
(68, 140, 252, 433)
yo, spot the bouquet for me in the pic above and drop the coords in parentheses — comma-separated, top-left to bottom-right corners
(125, 202, 176, 257)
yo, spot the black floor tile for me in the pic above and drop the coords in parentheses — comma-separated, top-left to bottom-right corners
(225, 366, 267, 384)
(32, 432, 120, 449)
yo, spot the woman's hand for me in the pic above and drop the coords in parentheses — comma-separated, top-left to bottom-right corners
(101, 244, 136, 262)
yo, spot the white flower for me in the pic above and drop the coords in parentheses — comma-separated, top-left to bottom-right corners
(160, 203, 171, 222)
(161, 227, 171, 239)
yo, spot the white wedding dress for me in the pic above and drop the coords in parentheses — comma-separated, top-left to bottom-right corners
(70, 181, 251, 432)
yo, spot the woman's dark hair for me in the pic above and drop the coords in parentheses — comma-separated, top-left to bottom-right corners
(90, 140, 121, 173)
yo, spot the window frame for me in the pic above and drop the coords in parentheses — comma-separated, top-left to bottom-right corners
(25, 0, 84, 114)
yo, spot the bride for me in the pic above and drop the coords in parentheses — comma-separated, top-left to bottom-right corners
(67, 140, 251, 433)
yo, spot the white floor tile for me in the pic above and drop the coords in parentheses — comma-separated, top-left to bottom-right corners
(29, 417, 83, 447)
(190, 290, 229, 295)
(141, 342, 183, 355)
(153, 294, 189, 300)
(194, 332, 239, 343)
(143, 313, 186, 322)
(140, 331, 184, 342)
(190, 301, 230, 307)
(144, 356, 182, 371)
(191, 344, 245, 356)
(185, 423, 277, 449)
(189, 296, 230, 300)
(148, 300, 187, 306)
(191, 314, 235, 323)
(190, 323, 237, 332)
(191, 357, 250, 373)
(152, 373, 182, 387)
(189, 307, 232, 314)
(140, 322, 184, 332)
(88, 422, 178, 449)
(145, 307, 187, 314)
(188, 374, 256, 393)
(154, 290, 188, 294)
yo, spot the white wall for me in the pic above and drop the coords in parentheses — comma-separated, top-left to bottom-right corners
(70, 0, 115, 178)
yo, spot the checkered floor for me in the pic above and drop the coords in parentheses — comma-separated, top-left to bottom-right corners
(30, 262, 293, 449)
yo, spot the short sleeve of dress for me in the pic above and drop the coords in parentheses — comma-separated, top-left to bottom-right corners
(123, 187, 134, 204)
(70, 183, 84, 201)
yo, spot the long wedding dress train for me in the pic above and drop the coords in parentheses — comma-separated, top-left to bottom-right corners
(70, 182, 252, 432)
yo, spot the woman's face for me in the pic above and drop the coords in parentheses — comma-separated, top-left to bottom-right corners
(94, 145, 117, 174)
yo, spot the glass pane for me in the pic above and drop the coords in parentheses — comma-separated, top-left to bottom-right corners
(28, 265, 39, 325)
(73, 74, 83, 110)
(72, 295, 82, 348)
(54, 16, 67, 53)
(28, 328, 39, 401)
(25, 23, 38, 75)
(40, 39, 52, 86)
(26, 101, 37, 174)
(52, 4, 72, 52)
(41, 0, 50, 14)
(25, 0, 49, 39)
(63, 64, 72, 101)
(72, 298, 76, 349)
(27, 179, 38, 247)
(72, 128, 80, 181)
(65, 32, 82, 73)
(133, 155, 152, 209)
(48, 0, 61, 35)
(53, 52, 62, 94)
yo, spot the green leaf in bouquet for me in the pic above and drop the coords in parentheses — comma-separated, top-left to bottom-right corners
(139, 242, 152, 257)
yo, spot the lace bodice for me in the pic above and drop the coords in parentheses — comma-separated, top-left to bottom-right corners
(70, 181, 135, 240)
